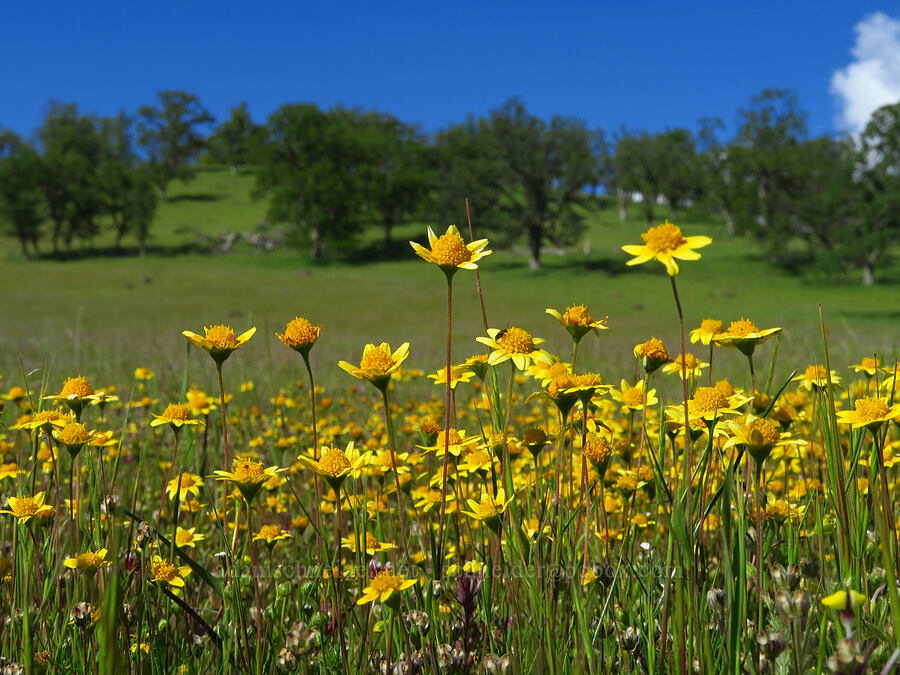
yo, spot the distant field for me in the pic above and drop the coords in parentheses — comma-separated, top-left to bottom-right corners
(2, 167, 896, 396)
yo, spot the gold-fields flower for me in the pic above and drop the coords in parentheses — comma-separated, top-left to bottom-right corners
(356, 569, 416, 609)
(712, 319, 781, 358)
(212, 457, 286, 502)
(410, 224, 491, 278)
(634, 337, 672, 374)
(476, 327, 551, 371)
(836, 397, 900, 431)
(621, 220, 712, 276)
(462, 488, 514, 533)
(150, 555, 191, 589)
(0, 492, 55, 524)
(338, 342, 410, 391)
(610, 379, 658, 412)
(63, 549, 111, 574)
(546, 304, 608, 342)
(298, 442, 370, 491)
(150, 403, 203, 432)
(253, 524, 292, 548)
(166, 472, 204, 502)
(276, 317, 321, 356)
(662, 353, 708, 380)
(689, 318, 723, 346)
(182, 324, 256, 365)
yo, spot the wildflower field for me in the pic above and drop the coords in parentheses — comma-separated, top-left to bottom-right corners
(2, 187, 900, 674)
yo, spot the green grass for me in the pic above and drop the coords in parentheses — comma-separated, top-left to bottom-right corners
(2, 167, 896, 390)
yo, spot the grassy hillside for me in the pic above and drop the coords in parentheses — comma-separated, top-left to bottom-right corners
(1, 168, 896, 392)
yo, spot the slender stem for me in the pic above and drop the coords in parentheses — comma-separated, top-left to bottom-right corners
(572, 339, 580, 374)
(437, 275, 454, 576)
(302, 353, 324, 562)
(335, 493, 348, 671)
(380, 387, 409, 558)
(707, 342, 714, 386)
(465, 199, 490, 334)
(216, 362, 231, 543)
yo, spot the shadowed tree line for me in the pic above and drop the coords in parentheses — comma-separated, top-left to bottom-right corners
(1, 88, 899, 283)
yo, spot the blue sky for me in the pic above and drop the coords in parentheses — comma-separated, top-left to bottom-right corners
(2, 1, 899, 139)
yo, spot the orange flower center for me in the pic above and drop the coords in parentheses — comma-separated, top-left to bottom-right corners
(471, 497, 501, 519)
(11, 497, 41, 518)
(690, 387, 729, 413)
(280, 318, 320, 347)
(162, 403, 191, 421)
(636, 337, 669, 361)
(622, 386, 645, 408)
(725, 319, 759, 337)
(59, 423, 89, 445)
(854, 398, 890, 422)
(497, 327, 535, 354)
(319, 448, 351, 476)
(360, 346, 395, 376)
(641, 221, 685, 253)
(231, 457, 265, 482)
(33, 410, 66, 424)
(437, 429, 464, 449)
(152, 558, 179, 583)
(583, 434, 612, 464)
(746, 417, 780, 445)
(562, 305, 593, 326)
(175, 530, 196, 546)
(61, 377, 93, 398)
(699, 318, 723, 334)
(257, 524, 282, 541)
(859, 357, 879, 370)
(674, 353, 701, 369)
(430, 231, 472, 267)
(204, 325, 236, 348)
(365, 532, 379, 549)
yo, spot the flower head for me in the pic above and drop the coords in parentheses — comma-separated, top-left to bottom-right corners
(546, 304, 608, 342)
(166, 472, 204, 502)
(253, 524, 292, 549)
(462, 488, 514, 533)
(610, 379, 658, 412)
(662, 353, 709, 380)
(338, 342, 410, 391)
(54, 422, 95, 458)
(63, 549, 111, 574)
(212, 456, 286, 502)
(690, 318, 723, 346)
(298, 442, 370, 491)
(477, 327, 551, 371)
(150, 555, 191, 588)
(357, 569, 417, 610)
(276, 317, 321, 357)
(410, 225, 491, 278)
(621, 220, 712, 276)
(836, 397, 900, 431)
(182, 325, 256, 365)
(0, 492, 55, 524)
(342, 531, 395, 556)
(793, 364, 841, 391)
(150, 403, 203, 432)
(712, 319, 781, 357)
(45, 377, 100, 415)
(822, 589, 867, 612)
(634, 337, 672, 374)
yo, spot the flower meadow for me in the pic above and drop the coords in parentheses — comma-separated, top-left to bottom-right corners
(1, 222, 899, 675)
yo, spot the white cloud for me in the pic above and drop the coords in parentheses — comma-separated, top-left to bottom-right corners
(831, 12, 900, 134)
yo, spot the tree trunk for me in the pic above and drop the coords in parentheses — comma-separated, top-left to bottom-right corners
(384, 219, 393, 248)
(722, 209, 736, 236)
(310, 226, 322, 261)
(527, 222, 542, 270)
(18, 235, 30, 260)
(863, 265, 874, 286)
(617, 187, 628, 222)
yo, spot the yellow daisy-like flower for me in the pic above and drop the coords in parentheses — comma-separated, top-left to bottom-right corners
(0, 463, 23, 481)
(581, 433, 613, 475)
(822, 589, 867, 612)
(43, 376, 100, 414)
(668, 386, 745, 424)
(689, 318, 723, 346)
(356, 569, 417, 610)
(427, 365, 474, 390)
(836, 397, 900, 431)
(0, 491, 55, 524)
(722, 414, 782, 464)
(457, 448, 497, 477)
(712, 319, 781, 357)
(253, 524, 292, 549)
(13, 409, 73, 432)
(476, 327, 552, 371)
(633, 337, 672, 375)
(409, 224, 492, 278)
(792, 364, 841, 391)
(150, 555, 191, 589)
(661, 353, 709, 380)
(182, 324, 256, 365)
(53, 422, 96, 458)
(462, 488, 514, 533)
(545, 304, 608, 342)
(298, 442, 370, 491)
(166, 472, 204, 502)
(621, 220, 712, 276)
(418, 428, 479, 459)
(211, 456, 286, 502)
(276, 317, 322, 357)
(134, 367, 154, 380)
(338, 342, 411, 391)
(3, 386, 27, 403)
(63, 548, 111, 574)
(174, 527, 205, 548)
(185, 389, 216, 415)
(341, 531, 395, 556)
(150, 403, 203, 432)
(850, 356, 885, 377)
(610, 379, 658, 412)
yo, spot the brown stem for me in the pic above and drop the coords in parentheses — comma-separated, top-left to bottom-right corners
(437, 276, 453, 576)
(302, 353, 324, 562)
